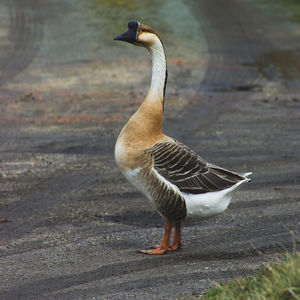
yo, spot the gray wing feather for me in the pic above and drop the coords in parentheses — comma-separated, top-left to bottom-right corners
(151, 139, 245, 194)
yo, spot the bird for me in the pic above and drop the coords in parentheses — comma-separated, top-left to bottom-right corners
(114, 21, 251, 255)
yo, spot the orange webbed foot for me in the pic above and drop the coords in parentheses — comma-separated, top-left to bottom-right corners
(139, 247, 168, 255)
(168, 240, 182, 251)
(139, 221, 182, 255)
(168, 221, 182, 251)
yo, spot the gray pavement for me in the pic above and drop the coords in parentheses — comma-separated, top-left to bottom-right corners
(1, 0, 300, 299)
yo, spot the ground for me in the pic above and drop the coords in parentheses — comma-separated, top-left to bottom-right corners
(0, 0, 300, 299)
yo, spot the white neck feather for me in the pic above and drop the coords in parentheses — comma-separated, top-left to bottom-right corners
(147, 37, 167, 101)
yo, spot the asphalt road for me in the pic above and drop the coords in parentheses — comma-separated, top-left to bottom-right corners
(1, 0, 300, 299)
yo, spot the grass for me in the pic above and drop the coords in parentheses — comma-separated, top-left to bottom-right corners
(200, 250, 300, 300)
(255, 0, 300, 23)
(275, 0, 300, 23)
(91, 0, 140, 9)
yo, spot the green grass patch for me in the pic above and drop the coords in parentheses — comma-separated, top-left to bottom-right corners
(274, 0, 300, 23)
(255, 0, 300, 24)
(91, 0, 140, 9)
(201, 251, 300, 300)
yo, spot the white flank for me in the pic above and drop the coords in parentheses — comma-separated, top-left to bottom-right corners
(183, 178, 249, 221)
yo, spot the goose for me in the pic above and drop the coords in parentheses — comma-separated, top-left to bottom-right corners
(114, 21, 251, 255)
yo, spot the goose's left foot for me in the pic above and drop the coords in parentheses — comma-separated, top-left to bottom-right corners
(140, 221, 172, 255)
(140, 246, 168, 255)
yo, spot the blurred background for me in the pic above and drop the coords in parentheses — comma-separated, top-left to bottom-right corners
(1, 0, 300, 299)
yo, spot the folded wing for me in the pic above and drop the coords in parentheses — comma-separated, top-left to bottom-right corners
(151, 139, 246, 194)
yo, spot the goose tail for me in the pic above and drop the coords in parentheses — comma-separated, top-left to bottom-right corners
(241, 172, 252, 182)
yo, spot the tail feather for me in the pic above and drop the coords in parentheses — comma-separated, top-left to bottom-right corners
(241, 172, 252, 182)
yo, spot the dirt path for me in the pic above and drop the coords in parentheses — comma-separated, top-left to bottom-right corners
(1, 0, 299, 299)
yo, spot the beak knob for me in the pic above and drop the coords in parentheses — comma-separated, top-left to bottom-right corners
(113, 21, 140, 43)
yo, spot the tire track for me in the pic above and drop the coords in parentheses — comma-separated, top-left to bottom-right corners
(193, 0, 267, 90)
(0, 0, 43, 87)
(2, 231, 295, 299)
(167, 0, 274, 136)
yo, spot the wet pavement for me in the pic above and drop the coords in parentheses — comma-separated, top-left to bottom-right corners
(1, 0, 300, 299)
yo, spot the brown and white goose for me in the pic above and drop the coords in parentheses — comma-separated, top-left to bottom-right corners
(114, 21, 251, 255)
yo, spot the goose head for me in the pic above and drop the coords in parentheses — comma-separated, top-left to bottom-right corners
(114, 21, 159, 47)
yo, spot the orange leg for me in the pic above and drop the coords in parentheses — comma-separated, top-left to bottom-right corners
(169, 221, 182, 251)
(140, 221, 172, 255)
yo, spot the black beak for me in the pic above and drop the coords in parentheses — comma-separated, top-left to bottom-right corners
(114, 29, 137, 43)
(114, 21, 140, 43)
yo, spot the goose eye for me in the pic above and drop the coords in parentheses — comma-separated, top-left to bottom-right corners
(141, 28, 148, 32)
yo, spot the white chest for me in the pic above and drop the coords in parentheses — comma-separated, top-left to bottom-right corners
(115, 137, 126, 168)
(122, 167, 153, 201)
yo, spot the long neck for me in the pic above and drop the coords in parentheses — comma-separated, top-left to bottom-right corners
(121, 37, 167, 141)
(146, 38, 167, 104)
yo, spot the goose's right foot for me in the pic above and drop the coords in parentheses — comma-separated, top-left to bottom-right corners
(169, 221, 182, 251)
